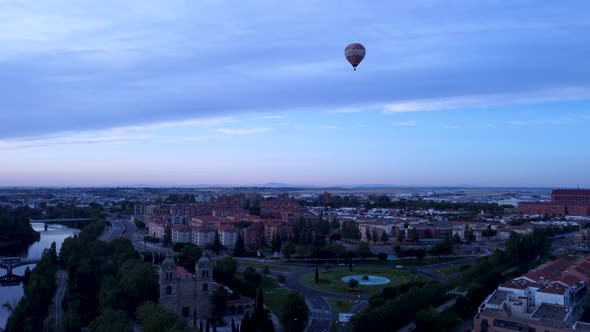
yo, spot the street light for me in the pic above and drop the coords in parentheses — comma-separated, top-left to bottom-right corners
(289, 317, 298, 332)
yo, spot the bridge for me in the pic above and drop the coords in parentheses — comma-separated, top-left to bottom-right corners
(0, 257, 41, 285)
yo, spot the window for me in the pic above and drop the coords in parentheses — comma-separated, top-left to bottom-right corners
(165, 286, 172, 295)
(202, 283, 208, 292)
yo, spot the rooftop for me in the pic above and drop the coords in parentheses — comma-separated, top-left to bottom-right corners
(530, 303, 570, 322)
(487, 289, 510, 306)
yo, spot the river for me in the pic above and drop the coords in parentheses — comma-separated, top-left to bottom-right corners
(0, 223, 79, 330)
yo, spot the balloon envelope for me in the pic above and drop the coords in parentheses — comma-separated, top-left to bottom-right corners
(344, 43, 366, 69)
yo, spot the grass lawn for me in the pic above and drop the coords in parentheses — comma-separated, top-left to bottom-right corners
(265, 288, 291, 318)
(239, 261, 303, 272)
(300, 267, 427, 295)
(260, 275, 280, 292)
(327, 298, 358, 314)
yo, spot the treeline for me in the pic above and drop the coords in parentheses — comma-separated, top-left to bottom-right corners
(40, 202, 105, 219)
(0, 206, 40, 250)
(5, 243, 58, 331)
(58, 219, 190, 331)
(60, 235, 153, 330)
(350, 229, 552, 332)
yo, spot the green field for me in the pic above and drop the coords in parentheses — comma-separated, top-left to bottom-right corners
(265, 288, 291, 318)
(300, 267, 427, 295)
(327, 298, 358, 314)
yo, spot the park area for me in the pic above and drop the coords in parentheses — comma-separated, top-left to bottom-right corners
(300, 267, 427, 295)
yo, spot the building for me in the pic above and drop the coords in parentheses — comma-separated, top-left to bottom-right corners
(219, 226, 240, 248)
(192, 227, 217, 247)
(159, 255, 213, 319)
(171, 225, 192, 243)
(474, 256, 590, 332)
(519, 189, 590, 216)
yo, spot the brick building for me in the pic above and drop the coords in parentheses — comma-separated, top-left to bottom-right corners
(519, 189, 590, 216)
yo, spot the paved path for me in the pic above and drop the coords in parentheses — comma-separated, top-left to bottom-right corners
(49, 269, 68, 332)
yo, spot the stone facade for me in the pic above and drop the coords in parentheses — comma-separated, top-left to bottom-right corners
(159, 255, 214, 319)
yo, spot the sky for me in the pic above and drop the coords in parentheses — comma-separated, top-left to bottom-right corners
(0, 0, 589, 187)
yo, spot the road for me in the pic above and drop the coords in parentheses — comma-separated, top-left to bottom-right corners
(50, 269, 68, 332)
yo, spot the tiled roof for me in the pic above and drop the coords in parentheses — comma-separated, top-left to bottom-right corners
(176, 266, 192, 279)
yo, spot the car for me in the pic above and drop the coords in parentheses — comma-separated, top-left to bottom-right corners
(395, 265, 404, 269)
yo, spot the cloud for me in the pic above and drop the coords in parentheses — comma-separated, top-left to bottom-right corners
(382, 87, 590, 114)
(213, 127, 270, 135)
(473, 123, 496, 128)
(510, 121, 529, 126)
(319, 125, 340, 130)
(393, 120, 417, 126)
(0, 134, 150, 150)
(1, 1, 590, 139)
(441, 124, 460, 129)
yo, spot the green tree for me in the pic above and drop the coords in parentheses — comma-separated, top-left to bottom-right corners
(213, 257, 238, 284)
(348, 278, 359, 290)
(282, 241, 295, 259)
(281, 292, 308, 332)
(482, 224, 498, 238)
(163, 225, 172, 246)
(208, 230, 224, 254)
(377, 252, 388, 262)
(331, 217, 340, 230)
(381, 231, 389, 242)
(366, 227, 372, 242)
(315, 266, 319, 284)
(357, 241, 372, 258)
(210, 288, 229, 318)
(89, 308, 132, 332)
(117, 259, 159, 316)
(234, 232, 246, 257)
(137, 301, 191, 332)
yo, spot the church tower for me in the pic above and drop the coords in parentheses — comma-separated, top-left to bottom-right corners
(160, 254, 178, 311)
(195, 255, 212, 317)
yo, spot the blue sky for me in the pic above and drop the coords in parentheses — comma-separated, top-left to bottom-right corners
(1, 1, 589, 187)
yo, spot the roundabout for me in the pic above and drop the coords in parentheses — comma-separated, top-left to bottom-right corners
(341, 275, 390, 286)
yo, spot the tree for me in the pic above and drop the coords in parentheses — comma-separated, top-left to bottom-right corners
(372, 229, 379, 243)
(234, 232, 245, 257)
(331, 217, 340, 230)
(464, 225, 475, 243)
(381, 231, 389, 243)
(453, 233, 462, 243)
(377, 252, 388, 262)
(208, 230, 224, 254)
(243, 267, 262, 286)
(282, 241, 295, 260)
(348, 278, 359, 290)
(411, 228, 419, 242)
(210, 288, 229, 318)
(315, 266, 319, 284)
(281, 292, 308, 332)
(163, 225, 172, 246)
(89, 308, 132, 332)
(357, 242, 372, 258)
(482, 224, 497, 238)
(366, 227, 372, 242)
(213, 257, 238, 284)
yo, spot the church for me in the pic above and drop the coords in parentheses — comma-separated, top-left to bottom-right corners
(159, 254, 214, 319)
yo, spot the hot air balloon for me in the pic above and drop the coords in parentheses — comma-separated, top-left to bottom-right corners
(344, 43, 366, 70)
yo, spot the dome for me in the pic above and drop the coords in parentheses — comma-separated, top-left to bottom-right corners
(197, 255, 211, 268)
(161, 254, 176, 269)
